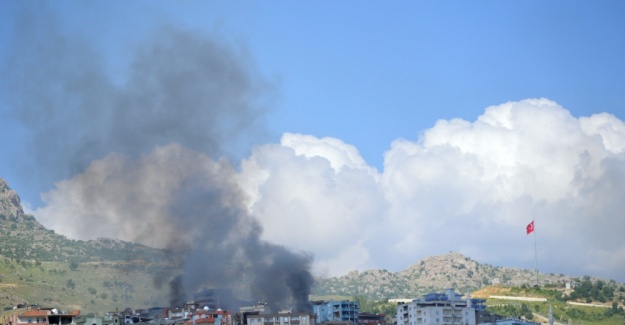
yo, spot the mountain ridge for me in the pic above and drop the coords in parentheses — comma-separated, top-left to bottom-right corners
(312, 251, 588, 299)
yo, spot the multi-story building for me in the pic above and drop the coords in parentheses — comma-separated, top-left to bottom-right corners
(312, 300, 359, 325)
(235, 303, 273, 325)
(246, 312, 316, 325)
(396, 289, 486, 325)
(13, 308, 81, 325)
(184, 308, 232, 325)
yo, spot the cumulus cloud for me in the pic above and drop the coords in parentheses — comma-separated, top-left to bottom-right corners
(236, 99, 625, 280)
(378, 99, 625, 278)
(239, 133, 385, 276)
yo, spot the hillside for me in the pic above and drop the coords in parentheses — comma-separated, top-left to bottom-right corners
(0, 178, 176, 313)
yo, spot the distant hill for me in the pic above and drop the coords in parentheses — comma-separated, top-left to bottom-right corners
(312, 252, 577, 299)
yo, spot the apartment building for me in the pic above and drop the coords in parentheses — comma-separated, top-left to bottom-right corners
(396, 289, 485, 325)
(313, 301, 359, 325)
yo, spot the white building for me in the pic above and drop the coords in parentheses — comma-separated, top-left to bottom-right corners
(247, 312, 316, 325)
(396, 289, 482, 325)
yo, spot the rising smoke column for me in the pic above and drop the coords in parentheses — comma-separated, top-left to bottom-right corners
(4, 8, 314, 311)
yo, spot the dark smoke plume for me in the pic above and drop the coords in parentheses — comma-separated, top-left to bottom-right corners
(3, 7, 314, 312)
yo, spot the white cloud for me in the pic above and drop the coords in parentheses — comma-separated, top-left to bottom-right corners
(280, 133, 377, 173)
(241, 99, 625, 279)
(580, 112, 625, 153)
(239, 134, 385, 276)
(35, 99, 625, 281)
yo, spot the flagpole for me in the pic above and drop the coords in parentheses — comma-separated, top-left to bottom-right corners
(533, 218, 538, 286)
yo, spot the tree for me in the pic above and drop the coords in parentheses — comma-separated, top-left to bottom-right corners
(87, 287, 97, 296)
(66, 279, 75, 289)
(69, 261, 78, 271)
(353, 295, 373, 312)
(603, 285, 615, 300)
(521, 303, 533, 320)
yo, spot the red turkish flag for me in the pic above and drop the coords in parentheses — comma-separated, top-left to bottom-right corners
(526, 220, 534, 235)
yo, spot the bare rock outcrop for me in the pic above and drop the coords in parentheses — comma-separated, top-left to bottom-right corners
(0, 178, 24, 220)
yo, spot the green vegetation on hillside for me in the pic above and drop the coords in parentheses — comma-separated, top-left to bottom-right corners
(505, 279, 625, 305)
(487, 300, 625, 325)
(0, 256, 170, 314)
(352, 295, 397, 316)
(568, 277, 624, 304)
(0, 211, 172, 263)
(486, 281, 625, 325)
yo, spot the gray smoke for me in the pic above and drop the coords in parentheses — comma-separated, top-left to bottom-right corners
(5, 13, 269, 188)
(3, 7, 314, 312)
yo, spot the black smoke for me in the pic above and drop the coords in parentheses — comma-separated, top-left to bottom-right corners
(3, 5, 314, 312)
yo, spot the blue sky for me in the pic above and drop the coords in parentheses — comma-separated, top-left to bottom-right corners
(2, 1, 625, 285)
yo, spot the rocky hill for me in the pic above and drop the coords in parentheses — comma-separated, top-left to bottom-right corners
(313, 253, 580, 300)
(0, 178, 178, 312)
(0, 178, 170, 263)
